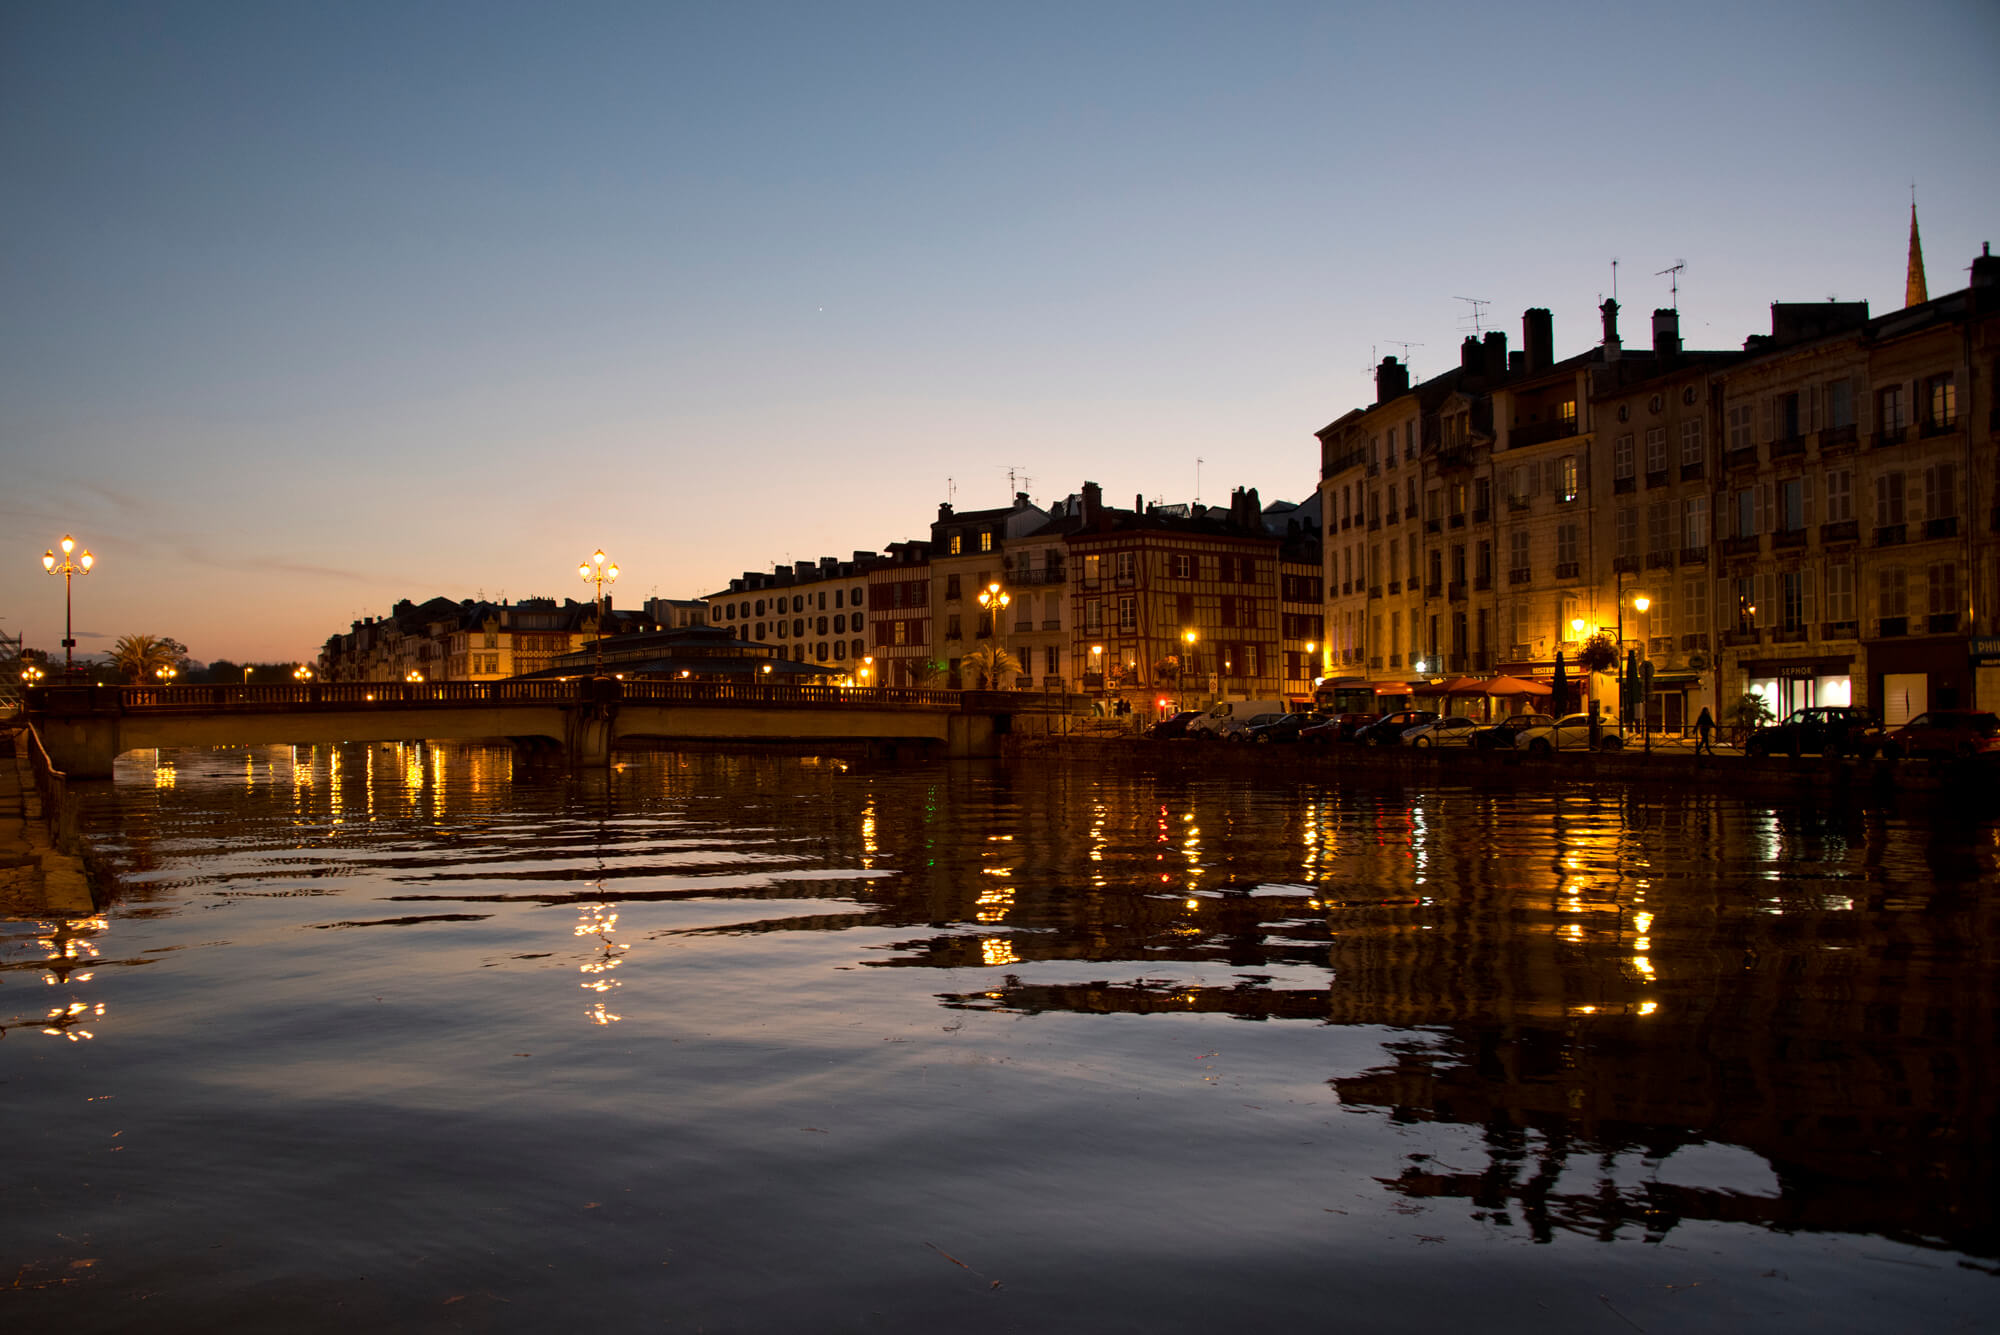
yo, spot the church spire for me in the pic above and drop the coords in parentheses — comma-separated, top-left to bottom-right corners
(1905, 198, 1928, 307)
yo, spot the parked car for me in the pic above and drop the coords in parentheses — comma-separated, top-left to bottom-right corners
(1146, 710, 1204, 740)
(1301, 712, 1378, 744)
(1470, 713, 1556, 751)
(1515, 713, 1625, 754)
(1401, 715, 1482, 748)
(1223, 712, 1291, 742)
(1881, 710, 2000, 761)
(1246, 713, 1313, 744)
(1186, 699, 1286, 740)
(1743, 706, 1885, 759)
(1353, 710, 1438, 747)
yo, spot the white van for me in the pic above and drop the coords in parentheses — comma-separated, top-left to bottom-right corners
(1186, 700, 1286, 740)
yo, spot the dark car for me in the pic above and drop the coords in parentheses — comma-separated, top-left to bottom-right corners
(1882, 710, 2000, 760)
(1146, 710, 1204, 740)
(1469, 712, 1556, 751)
(1301, 712, 1378, 744)
(1353, 710, 1438, 747)
(1743, 706, 1885, 759)
(1246, 713, 1312, 744)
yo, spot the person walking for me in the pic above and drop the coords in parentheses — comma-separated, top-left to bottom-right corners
(1694, 706, 1715, 757)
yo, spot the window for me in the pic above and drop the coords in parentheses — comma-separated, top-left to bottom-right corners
(1509, 530, 1530, 578)
(1450, 544, 1466, 584)
(1777, 478, 1806, 533)
(833, 641, 846, 661)
(1680, 418, 1703, 465)
(1509, 465, 1529, 502)
(1388, 537, 1399, 580)
(1616, 507, 1638, 559)
(1559, 594, 1580, 636)
(816, 616, 829, 635)
(893, 620, 908, 646)
(1172, 553, 1192, 579)
(1778, 570, 1807, 632)
(1118, 597, 1136, 632)
(1613, 434, 1635, 479)
(1683, 496, 1709, 549)
(979, 531, 994, 552)
(1825, 562, 1854, 623)
(949, 534, 963, 555)
(1475, 541, 1491, 582)
(831, 590, 842, 609)
(1644, 426, 1667, 473)
(1449, 482, 1467, 517)
(1727, 403, 1754, 450)
(1425, 489, 1441, 521)
(1648, 500, 1674, 553)
(1556, 400, 1577, 428)
(1877, 384, 1906, 434)
(1427, 549, 1442, 590)
(1875, 472, 1905, 526)
(1924, 462, 1957, 518)
(1083, 554, 1101, 588)
(1825, 469, 1853, 522)
(1556, 523, 1578, 568)
(945, 574, 961, 600)
(1084, 601, 1101, 632)
(1407, 540, 1418, 583)
(833, 614, 846, 633)
(1877, 566, 1906, 618)
(1681, 574, 1707, 634)
(1558, 455, 1578, 501)
(945, 613, 961, 639)
(1774, 391, 1801, 440)
(1924, 373, 1957, 428)
(1827, 378, 1854, 429)
(1735, 486, 1757, 538)
(1474, 477, 1490, 514)
(1114, 551, 1135, 583)
(1927, 561, 1957, 615)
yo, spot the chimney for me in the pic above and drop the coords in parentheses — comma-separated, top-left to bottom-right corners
(1375, 356, 1409, 403)
(937, 502, 954, 521)
(1509, 351, 1524, 374)
(1652, 308, 1681, 358)
(795, 560, 813, 578)
(1134, 492, 1144, 513)
(1015, 491, 1029, 508)
(1523, 308, 1553, 374)
(1460, 336, 1483, 375)
(1081, 481, 1102, 526)
(1599, 298, 1621, 362)
(1972, 242, 2000, 289)
(1483, 330, 1507, 380)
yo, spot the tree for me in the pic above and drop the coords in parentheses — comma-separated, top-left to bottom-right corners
(112, 634, 181, 683)
(1153, 653, 1181, 683)
(1730, 692, 1774, 731)
(912, 659, 946, 688)
(960, 643, 1022, 690)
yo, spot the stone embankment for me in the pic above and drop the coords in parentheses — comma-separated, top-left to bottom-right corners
(1012, 732, 1979, 797)
(0, 727, 96, 918)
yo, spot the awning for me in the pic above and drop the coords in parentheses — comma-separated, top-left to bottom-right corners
(1371, 681, 1412, 696)
(1484, 673, 1553, 696)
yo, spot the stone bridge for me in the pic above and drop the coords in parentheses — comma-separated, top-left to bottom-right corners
(24, 679, 1040, 778)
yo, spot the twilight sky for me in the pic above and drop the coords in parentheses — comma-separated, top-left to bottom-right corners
(4, 1, 1997, 663)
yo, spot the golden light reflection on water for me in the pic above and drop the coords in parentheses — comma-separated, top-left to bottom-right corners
(575, 899, 629, 1023)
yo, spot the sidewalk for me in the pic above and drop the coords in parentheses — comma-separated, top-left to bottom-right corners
(0, 728, 96, 918)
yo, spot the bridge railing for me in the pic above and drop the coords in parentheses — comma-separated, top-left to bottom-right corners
(25, 679, 1054, 714)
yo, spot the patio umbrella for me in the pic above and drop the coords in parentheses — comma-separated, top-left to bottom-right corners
(1482, 674, 1552, 696)
(1371, 682, 1411, 697)
(1551, 652, 1569, 716)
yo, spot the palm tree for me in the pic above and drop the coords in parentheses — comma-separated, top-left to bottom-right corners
(113, 634, 180, 683)
(960, 643, 1022, 690)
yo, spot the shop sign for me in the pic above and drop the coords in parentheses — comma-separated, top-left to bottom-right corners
(1973, 637, 2000, 665)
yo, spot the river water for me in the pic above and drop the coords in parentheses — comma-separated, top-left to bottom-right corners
(2, 742, 1994, 1332)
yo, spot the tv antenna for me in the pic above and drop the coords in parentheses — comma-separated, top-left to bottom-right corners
(1195, 456, 1204, 506)
(1004, 465, 1033, 499)
(1453, 296, 1490, 335)
(1656, 260, 1686, 311)
(946, 476, 956, 506)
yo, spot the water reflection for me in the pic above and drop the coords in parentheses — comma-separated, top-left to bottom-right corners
(60, 743, 2000, 1269)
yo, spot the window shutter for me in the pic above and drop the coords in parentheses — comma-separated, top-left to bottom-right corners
(1803, 568, 1816, 627)
(1761, 397, 1773, 442)
(1907, 469, 1926, 524)
(1754, 482, 1770, 535)
(1805, 384, 1820, 433)
(1802, 474, 1814, 527)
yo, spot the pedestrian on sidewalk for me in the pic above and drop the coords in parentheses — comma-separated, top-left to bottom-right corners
(1694, 706, 1715, 757)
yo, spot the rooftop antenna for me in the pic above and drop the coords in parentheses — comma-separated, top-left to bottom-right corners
(946, 476, 956, 506)
(1610, 257, 1619, 301)
(1656, 260, 1685, 311)
(1004, 465, 1033, 499)
(1453, 296, 1490, 335)
(1195, 456, 1204, 506)
(1387, 340, 1423, 379)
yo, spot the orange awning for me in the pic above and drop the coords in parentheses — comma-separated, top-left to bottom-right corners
(1483, 673, 1553, 696)
(1371, 681, 1412, 696)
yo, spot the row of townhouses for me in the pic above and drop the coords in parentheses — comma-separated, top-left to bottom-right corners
(318, 234, 1998, 726)
(1319, 242, 1999, 727)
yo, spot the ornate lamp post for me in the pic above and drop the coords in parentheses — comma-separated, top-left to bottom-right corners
(293, 665, 314, 683)
(1181, 628, 1198, 710)
(41, 535, 94, 674)
(21, 664, 46, 688)
(578, 549, 619, 675)
(405, 670, 424, 684)
(976, 580, 1010, 689)
(155, 665, 177, 684)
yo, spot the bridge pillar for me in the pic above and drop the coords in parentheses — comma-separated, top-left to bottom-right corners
(563, 704, 616, 769)
(32, 716, 121, 780)
(945, 713, 1002, 759)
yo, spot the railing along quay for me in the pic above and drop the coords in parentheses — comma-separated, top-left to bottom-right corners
(21, 723, 81, 855)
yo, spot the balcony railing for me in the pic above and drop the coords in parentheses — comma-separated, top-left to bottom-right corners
(1927, 612, 1960, 634)
(1367, 585, 1383, 600)
(1725, 444, 1758, 468)
(1679, 546, 1708, 565)
(1367, 517, 1382, 531)
(1613, 476, 1637, 495)
(1681, 633, 1710, 652)
(1509, 419, 1579, 448)
(1876, 616, 1908, 638)
(1923, 516, 1959, 540)
(1721, 536, 1761, 557)
(1646, 550, 1677, 568)
(1920, 416, 1957, 438)
(1772, 627, 1808, 643)
(1473, 575, 1492, 592)
(1645, 469, 1671, 488)
(1446, 581, 1466, 602)
(1388, 580, 1401, 595)
(1448, 513, 1466, 529)
(1554, 560, 1580, 580)
(1820, 620, 1858, 640)
(1507, 496, 1530, 513)
(1771, 528, 1807, 550)
(1819, 519, 1859, 545)
(1723, 628, 1761, 647)
(1423, 581, 1443, 598)
(1680, 461, 1705, 482)
(1613, 554, 1642, 573)
(1424, 518, 1442, 534)
(1471, 507, 1490, 524)
(1771, 435, 1807, 459)
(1508, 568, 1532, 585)
(1819, 423, 1858, 451)
(1874, 523, 1907, 547)
(1871, 426, 1906, 449)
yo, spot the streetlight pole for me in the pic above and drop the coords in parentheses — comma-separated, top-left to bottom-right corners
(578, 549, 620, 676)
(976, 580, 1010, 689)
(41, 535, 95, 675)
(1181, 629, 1198, 711)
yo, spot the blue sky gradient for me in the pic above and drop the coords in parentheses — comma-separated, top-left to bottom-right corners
(5, 1, 1997, 660)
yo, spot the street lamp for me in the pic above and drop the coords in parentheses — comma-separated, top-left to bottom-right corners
(860, 655, 874, 688)
(1181, 628, 1198, 708)
(406, 670, 424, 684)
(578, 549, 619, 675)
(20, 665, 45, 687)
(155, 665, 178, 684)
(293, 665, 314, 682)
(976, 581, 1010, 688)
(41, 535, 95, 673)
